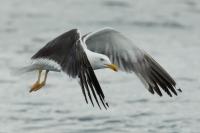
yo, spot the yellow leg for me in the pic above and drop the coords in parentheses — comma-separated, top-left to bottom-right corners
(40, 70, 49, 87)
(29, 70, 49, 92)
(30, 70, 42, 92)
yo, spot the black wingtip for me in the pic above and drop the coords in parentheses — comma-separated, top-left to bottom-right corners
(106, 102, 109, 107)
(144, 54, 182, 97)
(78, 56, 109, 110)
(148, 85, 155, 95)
(177, 88, 182, 93)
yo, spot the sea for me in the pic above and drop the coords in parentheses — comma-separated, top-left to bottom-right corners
(0, 0, 200, 132)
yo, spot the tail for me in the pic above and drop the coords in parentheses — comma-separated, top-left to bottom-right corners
(12, 64, 38, 75)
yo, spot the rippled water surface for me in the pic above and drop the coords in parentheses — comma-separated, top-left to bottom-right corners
(1, 0, 200, 133)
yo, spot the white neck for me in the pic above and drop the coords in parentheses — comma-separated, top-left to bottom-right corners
(81, 39, 99, 69)
(85, 49, 102, 69)
(81, 37, 106, 70)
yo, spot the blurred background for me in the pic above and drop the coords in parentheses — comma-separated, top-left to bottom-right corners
(0, 0, 200, 133)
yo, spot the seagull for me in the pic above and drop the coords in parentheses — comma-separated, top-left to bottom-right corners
(23, 27, 181, 109)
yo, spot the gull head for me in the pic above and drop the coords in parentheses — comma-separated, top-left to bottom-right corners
(90, 53, 118, 72)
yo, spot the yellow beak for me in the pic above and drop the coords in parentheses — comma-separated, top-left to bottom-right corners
(106, 64, 118, 72)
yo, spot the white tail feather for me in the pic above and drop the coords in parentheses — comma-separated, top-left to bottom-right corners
(12, 65, 38, 75)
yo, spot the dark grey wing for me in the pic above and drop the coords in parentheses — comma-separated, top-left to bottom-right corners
(32, 29, 81, 77)
(83, 28, 182, 97)
(32, 29, 108, 109)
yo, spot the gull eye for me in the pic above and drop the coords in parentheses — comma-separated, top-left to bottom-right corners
(100, 58, 104, 61)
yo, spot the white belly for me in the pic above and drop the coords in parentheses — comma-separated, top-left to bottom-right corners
(31, 58, 61, 72)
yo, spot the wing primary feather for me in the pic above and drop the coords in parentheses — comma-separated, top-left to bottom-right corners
(98, 95, 108, 109)
(81, 71, 94, 106)
(89, 71, 108, 109)
(151, 66, 177, 96)
(95, 85, 108, 109)
(148, 85, 155, 94)
(152, 81, 163, 96)
(156, 70, 177, 95)
(148, 72, 162, 96)
(145, 54, 176, 86)
(79, 42, 107, 108)
(177, 88, 182, 92)
(88, 66, 105, 98)
(167, 84, 178, 96)
(78, 74, 88, 104)
(86, 67, 108, 109)
(85, 70, 102, 109)
(81, 48, 108, 108)
(148, 84, 154, 94)
(151, 70, 172, 97)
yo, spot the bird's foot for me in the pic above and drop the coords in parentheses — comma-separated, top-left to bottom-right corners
(29, 81, 45, 92)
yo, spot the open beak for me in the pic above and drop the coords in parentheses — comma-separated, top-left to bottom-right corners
(106, 64, 118, 72)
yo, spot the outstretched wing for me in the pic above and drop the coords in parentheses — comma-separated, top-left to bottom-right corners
(32, 29, 109, 109)
(83, 28, 181, 97)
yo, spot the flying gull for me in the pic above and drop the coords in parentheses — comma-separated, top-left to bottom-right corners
(23, 28, 181, 109)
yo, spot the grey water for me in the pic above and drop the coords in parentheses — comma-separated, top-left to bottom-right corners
(0, 0, 200, 132)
